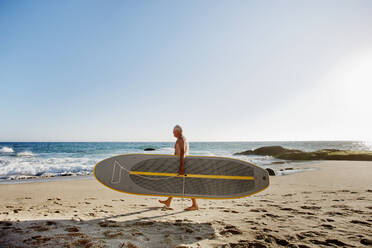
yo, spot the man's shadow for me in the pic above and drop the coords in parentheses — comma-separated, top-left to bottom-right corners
(0, 207, 215, 248)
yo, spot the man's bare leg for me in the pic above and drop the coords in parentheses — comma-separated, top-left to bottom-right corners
(185, 198, 198, 211)
(159, 197, 172, 208)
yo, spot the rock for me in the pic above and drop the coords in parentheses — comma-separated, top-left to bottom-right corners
(253, 146, 301, 156)
(234, 146, 372, 161)
(266, 168, 276, 176)
(144, 148, 156, 151)
(233, 150, 255, 155)
(276, 151, 319, 160)
(278, 149, 372, 161)
(234, 146, 301, 156)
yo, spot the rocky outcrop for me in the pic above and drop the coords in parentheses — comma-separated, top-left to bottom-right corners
(144, 148, 156, 151)
(265, 168, 276, 176)
(234, 146, 372, 161)
(234, 146, 301, 156)
(276, 150, 372, 161)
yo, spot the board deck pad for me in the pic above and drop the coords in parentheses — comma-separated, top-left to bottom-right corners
(94, 154, 269, 199)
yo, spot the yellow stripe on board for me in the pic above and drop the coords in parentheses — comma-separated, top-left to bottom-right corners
(129, 171, 254, 180)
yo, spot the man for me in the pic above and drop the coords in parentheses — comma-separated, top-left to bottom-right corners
(159, 125, 198, 211)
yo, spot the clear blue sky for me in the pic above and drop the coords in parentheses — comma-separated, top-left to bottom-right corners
(1, 0, 372, 141)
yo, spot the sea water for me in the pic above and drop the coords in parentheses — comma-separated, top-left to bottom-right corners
(0, 141, 371, 183)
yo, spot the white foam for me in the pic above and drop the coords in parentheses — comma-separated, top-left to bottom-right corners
(17, 151, 35, 157)
(0, 154, 99, 178)
(157, 147, 174, 152)
(0, 146, 14, 153)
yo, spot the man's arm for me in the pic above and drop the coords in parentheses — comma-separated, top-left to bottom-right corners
(178, 138, 185, 175)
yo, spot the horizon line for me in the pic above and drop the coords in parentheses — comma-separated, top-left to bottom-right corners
(0, 140, 369, 143)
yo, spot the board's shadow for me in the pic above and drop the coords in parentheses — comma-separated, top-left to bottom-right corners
(0, 208, 215, 247)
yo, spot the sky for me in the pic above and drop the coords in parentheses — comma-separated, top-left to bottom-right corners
(1, 0, 372, 142)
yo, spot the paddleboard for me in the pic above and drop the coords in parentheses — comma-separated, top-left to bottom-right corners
(94, 154, 269, 199)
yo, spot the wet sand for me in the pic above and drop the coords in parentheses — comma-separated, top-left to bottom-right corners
(0, 161, 371, 247)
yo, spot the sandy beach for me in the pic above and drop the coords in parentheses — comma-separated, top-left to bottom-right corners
(0, 161, 371, 248)
(3, 0, 372, 247)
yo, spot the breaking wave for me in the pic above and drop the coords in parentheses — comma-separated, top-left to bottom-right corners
(0, 155, 99, 179)
(17, 151, 35, 157)
(0, 146, 14, 153)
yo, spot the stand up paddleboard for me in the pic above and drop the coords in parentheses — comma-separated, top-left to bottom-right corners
(94, 154, 269, 199)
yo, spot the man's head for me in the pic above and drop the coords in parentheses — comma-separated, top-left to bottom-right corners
(173, 125, 183, 138)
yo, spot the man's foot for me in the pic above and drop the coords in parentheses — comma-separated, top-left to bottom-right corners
(159, 199, 171, 208)
(184, 205, 198, 211)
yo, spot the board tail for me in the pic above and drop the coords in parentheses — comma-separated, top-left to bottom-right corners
(111, 160, 125, 184)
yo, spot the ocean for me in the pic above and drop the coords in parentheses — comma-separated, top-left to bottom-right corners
(0, 141, 371, 183)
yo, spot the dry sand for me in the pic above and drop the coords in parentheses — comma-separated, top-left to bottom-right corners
(0, 161, 371, 247)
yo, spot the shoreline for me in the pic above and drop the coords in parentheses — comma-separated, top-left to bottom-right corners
(0, 158, 318, 185)
(0, 175, 93, 185)
(0, 166, 316, 185)
(1, 160, 371, 247)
